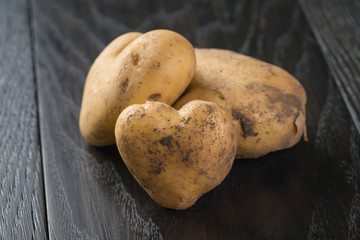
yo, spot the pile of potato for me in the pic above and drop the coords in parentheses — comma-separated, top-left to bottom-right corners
(79, 30, 307, 210)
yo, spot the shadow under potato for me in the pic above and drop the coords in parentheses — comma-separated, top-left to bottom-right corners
(85, 138, 320, 240)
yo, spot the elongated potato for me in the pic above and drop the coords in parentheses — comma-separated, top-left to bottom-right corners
(174, 48, 307, 158)
(79, 30, 196, 146)
(115, 101, 237, 210)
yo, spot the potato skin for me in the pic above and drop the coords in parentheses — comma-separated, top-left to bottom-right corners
(174, 48, 307, 159)
(79, 30, 196, 146)
(115, 101, 237, 210)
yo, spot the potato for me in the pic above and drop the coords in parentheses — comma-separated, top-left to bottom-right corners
(115, 100, 237, 210)
(174, 48, 307, 159)
(79, 30, 196, 146)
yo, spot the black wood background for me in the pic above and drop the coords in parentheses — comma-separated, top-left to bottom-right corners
(0, 0, 46, 239)
(1, 0, 359, 239)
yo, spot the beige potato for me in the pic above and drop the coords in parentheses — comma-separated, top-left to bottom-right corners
(79, 30, 196, 146)
(115, 100, 237, 210)
(174, 48, 307, 159)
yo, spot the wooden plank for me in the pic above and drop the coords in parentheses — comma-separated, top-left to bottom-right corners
(0, 0, 47, 239)
(299, 0, 360, 133)
(32, 0, 360, 239)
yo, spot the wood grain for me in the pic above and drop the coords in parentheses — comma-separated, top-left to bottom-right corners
(31, 0, 360, 239)
(300, 0, 360, 134)
(0, 0, 47, 239)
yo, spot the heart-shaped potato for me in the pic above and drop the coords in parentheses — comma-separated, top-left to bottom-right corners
(115, 100, 237, 210)
(79, 30, 196, 146)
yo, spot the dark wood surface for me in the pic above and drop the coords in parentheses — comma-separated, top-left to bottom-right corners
(1, 0, 359, 239)
(300, 0, 360, 134)
(0, 0, 47, 238)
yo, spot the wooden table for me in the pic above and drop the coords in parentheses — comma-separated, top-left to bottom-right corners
(1, 0, 359, 239)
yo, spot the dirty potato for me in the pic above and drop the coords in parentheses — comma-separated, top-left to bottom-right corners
(79, 30, 196, 146)
(174, 48, 307, 159)
(115, 100, 237, 210)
